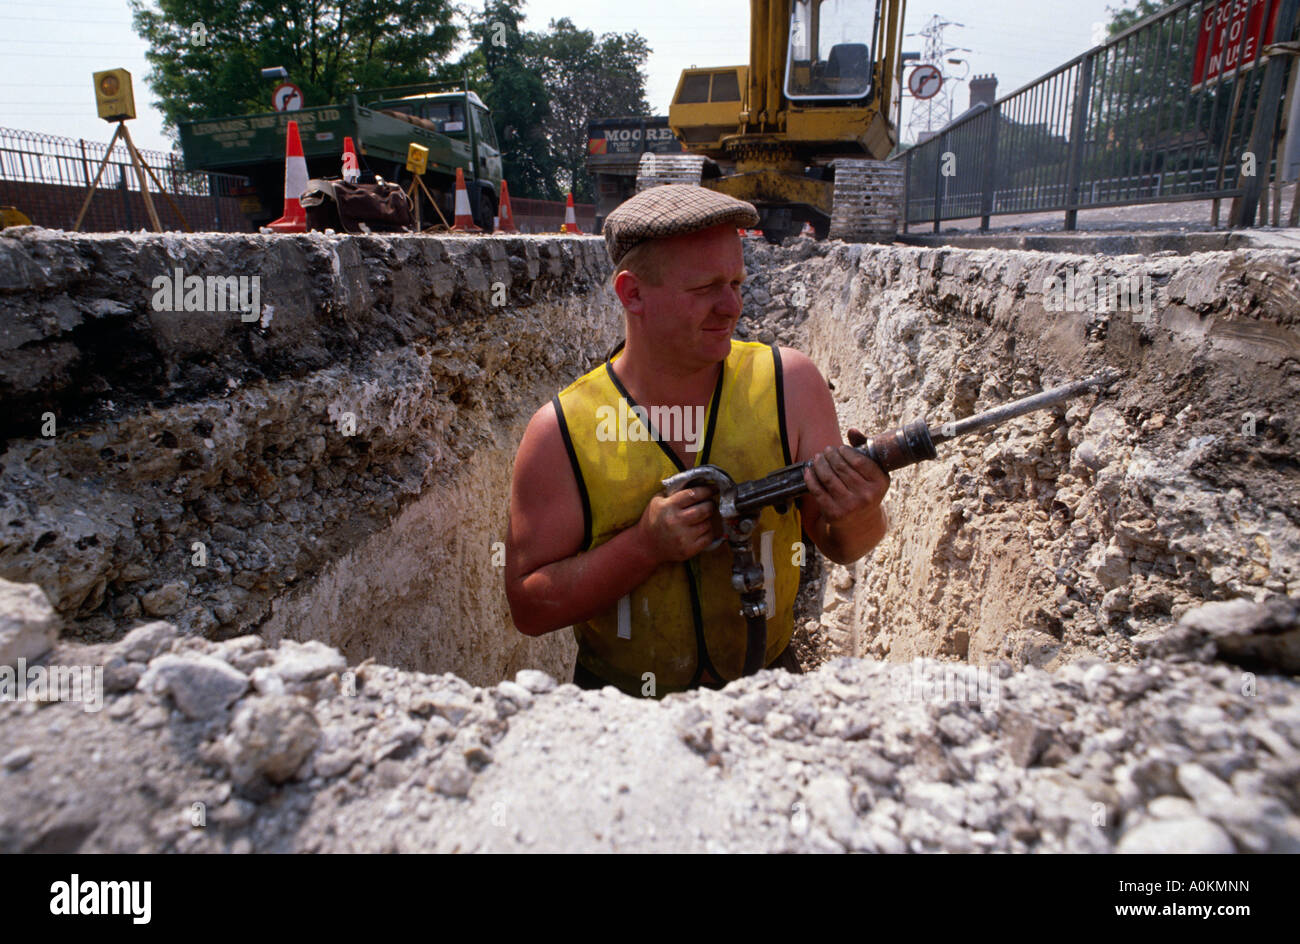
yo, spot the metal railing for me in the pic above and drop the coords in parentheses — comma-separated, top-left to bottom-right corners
(0, 126, 252, 231)
(901, 0, 1298, 230)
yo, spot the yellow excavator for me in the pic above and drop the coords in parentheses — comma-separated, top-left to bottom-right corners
(646, 0, 907, 242)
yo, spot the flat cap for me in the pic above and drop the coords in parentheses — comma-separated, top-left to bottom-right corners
(604, 184, 759, 265)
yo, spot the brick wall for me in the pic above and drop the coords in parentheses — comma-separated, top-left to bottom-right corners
(509, 196, 596, 234)
(0, 179, 252, 233)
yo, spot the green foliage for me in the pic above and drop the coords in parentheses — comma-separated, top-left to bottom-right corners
(529, 18, 651, 201)
(130, 0, 460, 134)
(467, 1, 558, 199)
(1105, 0, 1182, 38)
(132, 0, 652, 201)
(460, 5, 651, 200)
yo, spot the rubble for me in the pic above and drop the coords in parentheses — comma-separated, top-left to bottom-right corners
(1, 621, 1297, 852)
(1, 231, 1298, 852)
(0, 578, 59, 666)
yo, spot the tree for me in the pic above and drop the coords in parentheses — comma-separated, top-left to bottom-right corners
(130, 0, 461, 134)
(450, 6, 651, 200)
(466, 1, 559, 199)
(1105, 0, 1182, 36)
(530, 18, 651, 201)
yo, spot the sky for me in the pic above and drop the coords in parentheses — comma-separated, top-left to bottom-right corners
(0, 0, 1138, 155)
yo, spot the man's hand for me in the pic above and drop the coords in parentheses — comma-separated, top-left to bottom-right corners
(636, 486, 723, 563)
(798, 423, 891, 565)
(802, 428, 889, 527)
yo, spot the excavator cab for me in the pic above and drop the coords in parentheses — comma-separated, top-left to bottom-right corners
(657, 0, 906, 242)
(785, 0, 879, 100)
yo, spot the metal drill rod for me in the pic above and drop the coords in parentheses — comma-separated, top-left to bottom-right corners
(659, 369, 1120, 680)
(929, 370, 1120, 446)
(668, 369, 1121, 519)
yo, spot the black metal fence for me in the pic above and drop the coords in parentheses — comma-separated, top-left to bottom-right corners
(0, 126, 253, 231)
(901, 0, 1298, 230)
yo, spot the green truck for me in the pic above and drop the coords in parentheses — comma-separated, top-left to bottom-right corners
(179, 82, 504, 229)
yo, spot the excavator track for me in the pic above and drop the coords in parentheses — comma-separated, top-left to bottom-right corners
(829, 159, 904, 242)
(635, 154, 709, 191)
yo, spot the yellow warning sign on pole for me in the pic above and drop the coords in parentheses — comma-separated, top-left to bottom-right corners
(93, 68, 136, 122)
(406, 143, 429, 176)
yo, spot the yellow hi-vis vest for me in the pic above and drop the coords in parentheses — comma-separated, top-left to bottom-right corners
(553, 339, 802, 695)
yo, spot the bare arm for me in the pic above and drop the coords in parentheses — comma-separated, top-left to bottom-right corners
(505, 401, 722, 636)
(779, 347, 889, 565)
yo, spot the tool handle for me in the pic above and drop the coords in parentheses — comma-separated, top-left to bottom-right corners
(731, 419, 936, 516)
(859, 419, 938, 472)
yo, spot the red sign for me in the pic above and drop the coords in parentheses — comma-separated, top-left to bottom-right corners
(1192, 0, 1280, 88)
(272, 82, 303, 112)
(909, 64, 943, 100)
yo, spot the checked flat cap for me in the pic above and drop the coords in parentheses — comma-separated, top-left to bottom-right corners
(604, 184, 759, 265)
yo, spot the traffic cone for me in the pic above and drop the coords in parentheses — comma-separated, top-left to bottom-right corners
(495, 179, 517, 233)
(451, 167, 481, 232)
(341, 136, 360, 183)
(267, 120, 308, 233)
(561, 192, 582, 234)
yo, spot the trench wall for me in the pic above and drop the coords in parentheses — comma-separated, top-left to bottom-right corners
(0, 228, 620, 684)
(737, 239, 1299, 670)
(3, 226, 1297, 687)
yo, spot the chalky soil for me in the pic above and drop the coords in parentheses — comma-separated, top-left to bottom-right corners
(0, 230, 1297, 852)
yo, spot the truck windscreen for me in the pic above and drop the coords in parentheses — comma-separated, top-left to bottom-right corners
(383, 99, 468, 136)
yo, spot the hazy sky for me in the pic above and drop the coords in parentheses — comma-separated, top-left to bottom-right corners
(0, 0, 1134, 154)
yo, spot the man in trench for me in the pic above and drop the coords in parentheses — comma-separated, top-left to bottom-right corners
(505, 185, 889, 696)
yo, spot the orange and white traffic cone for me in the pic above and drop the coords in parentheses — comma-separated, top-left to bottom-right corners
(341, 136, 360, 183)
(560, 192, 582, 234)
(451, 167, 482, 232)
(267, 120, 308, 233)
(495, 180, 517, 233)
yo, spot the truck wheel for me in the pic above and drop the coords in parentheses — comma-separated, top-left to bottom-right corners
(475, 190, 496, 231)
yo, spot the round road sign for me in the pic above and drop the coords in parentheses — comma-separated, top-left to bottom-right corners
(272, 82, 303, 112)
(908, 65, 943, 100)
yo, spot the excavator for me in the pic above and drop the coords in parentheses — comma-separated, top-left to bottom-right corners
(644, 0, 907, 243)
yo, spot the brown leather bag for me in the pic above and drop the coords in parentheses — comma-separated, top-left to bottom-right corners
(301, 177, 414, 233)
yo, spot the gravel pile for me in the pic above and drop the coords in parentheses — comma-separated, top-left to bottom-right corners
(3, 578, 1296, 853)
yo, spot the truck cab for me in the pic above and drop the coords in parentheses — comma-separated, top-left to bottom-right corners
(375, 90, 503, 185)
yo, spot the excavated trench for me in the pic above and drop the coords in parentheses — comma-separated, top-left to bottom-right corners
(1, 227, 1297, 684)
(2, 226, 1299, 854)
